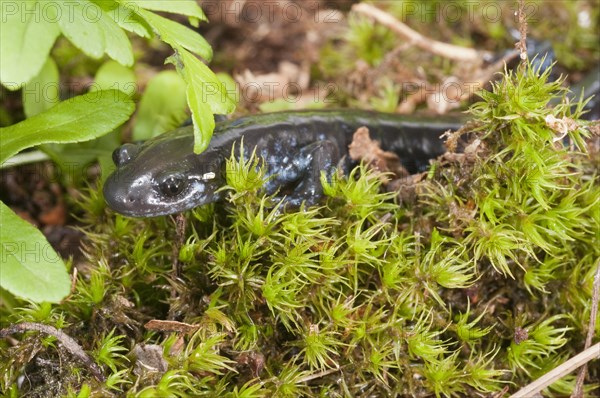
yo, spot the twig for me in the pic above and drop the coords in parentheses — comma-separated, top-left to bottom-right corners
(508, 342, 600, 398)
(144, 319, 200, 334)
(0, 322, 105, 381)
(397, 50, 518, 114)
(515, 0, 528, 63)
(168, 213, 187, 320)
(296, 367, 341, 383)
(172, 212, 187, 280)
(352, 3, 486, 63)
(70, 266, 78, 298)
(571, 260, 600, 398)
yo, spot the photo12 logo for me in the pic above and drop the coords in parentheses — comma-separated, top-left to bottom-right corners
(395, 1, 538, 24)
(2, 242, 61, 264)
(201, 0, 342, 24)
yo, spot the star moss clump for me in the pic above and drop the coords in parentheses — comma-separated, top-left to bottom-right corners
(1, 62, 598, 397)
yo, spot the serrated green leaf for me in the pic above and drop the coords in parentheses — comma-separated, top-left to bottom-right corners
(92, 60, 136, 96)
(0, 90, 134, 165)
(100, 1, 152, 38)
(177, 49, 237, 153)
(57, 0, 105, 59)
(0, 202, 71, 303)
(133, 71, 188, 141)
(54, 1, 132, 66)
(136, 9, 213, 61)
(23, 58, 60, 118)
(179, 50, 237, 115)
(97, 9, 134, 66)
(0, 0, 60, 89)
(216, 72, 240, 103)
(39, 63, 134, 184)
(186, 80, 215, 154)
(118, 0, 207, 22)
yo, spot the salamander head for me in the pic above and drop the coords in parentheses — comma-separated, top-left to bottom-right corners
(103, 130, 224, 217)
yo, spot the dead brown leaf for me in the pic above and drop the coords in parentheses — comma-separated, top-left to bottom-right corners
(144, 319, 200, 334)
(235, 61, 310, 104)
(132, 344, 168, 375)
(348, 127, 408, 183)
(545, 114, 580, 142)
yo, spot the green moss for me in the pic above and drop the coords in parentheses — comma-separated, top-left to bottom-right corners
(1, 62, 598, 397)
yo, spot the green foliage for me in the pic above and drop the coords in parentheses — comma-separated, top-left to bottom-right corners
(94, 329, 129, 374)
(0, 0, 236, 305)
(0, 202, 71, 302)
(0, 89, 133, 302)
(422, 350, 465, 397)
(454, 301, 492, 344)
(23, 60, 135, 185)
(532, 1, 599, 70)
(301, 325, 342, 370)
(507, 315, 570, 376)
(171, 44, 237, 154)
(22, 58, 60, 117)
(1, 0, 235, 153)
(318, 13, 396, 80)
(367, 79, 402, 113)
(182, 332, 237, 375)
(2, 62, 598, 396)
(346, 14, 396, 67)
(136, 370, 203, 398)
(0, 0, 197, 86)
(133, 71, 188, 141)
(0, 90, 133, 165)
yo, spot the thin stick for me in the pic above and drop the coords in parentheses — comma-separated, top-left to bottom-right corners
(296, 367, 341, 383)
(168, 212, 187, 320)
(515, 0, 528, 63)
(352, 3, 484, 63)
(397, 50, 517, 114)
(571, 260, 600, 398)
(508, 342, 600, 398)
(0, 322, 105, 381)
(172, 212, 187, 280)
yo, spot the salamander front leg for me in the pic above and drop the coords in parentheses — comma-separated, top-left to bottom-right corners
(284, 140, 339, 207)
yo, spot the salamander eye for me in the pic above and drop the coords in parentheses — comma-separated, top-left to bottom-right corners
(112, 144, 140, 167)
(160, 176, 186, 196)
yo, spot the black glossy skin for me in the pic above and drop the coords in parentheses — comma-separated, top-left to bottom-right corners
(103, 110, 464, 217)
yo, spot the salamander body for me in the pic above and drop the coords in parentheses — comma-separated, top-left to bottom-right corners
(103, 110, 464, 217)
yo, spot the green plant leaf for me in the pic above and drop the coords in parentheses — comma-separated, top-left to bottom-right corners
(92, 60, 136, 96)
(216, 72, 239, 103)
(177, 49, 237, 153)
(0, 90, 134, 165)
(23, 58, 60, 118)
(178, 50, 237, 116)
(186, 80, 215, 154)
(96, 7, 135, 67)
(38, 63, 134, 184)
(0, 0, 60, 89)
(55, 0, 133, 66)
(56, 0, 105, 59)
(0, 202, 71, 303)
(118, 0, 207, 23)
(135, 9, 213, 61)
(133, 71, 188, 141)
(100, 2, 152, 38)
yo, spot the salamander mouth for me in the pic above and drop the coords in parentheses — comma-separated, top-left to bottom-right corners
(102, 172, 157, 217)
(103, 186, 189, 217)
(103, 185, 179, 217)
(103, 171, 220, 217)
